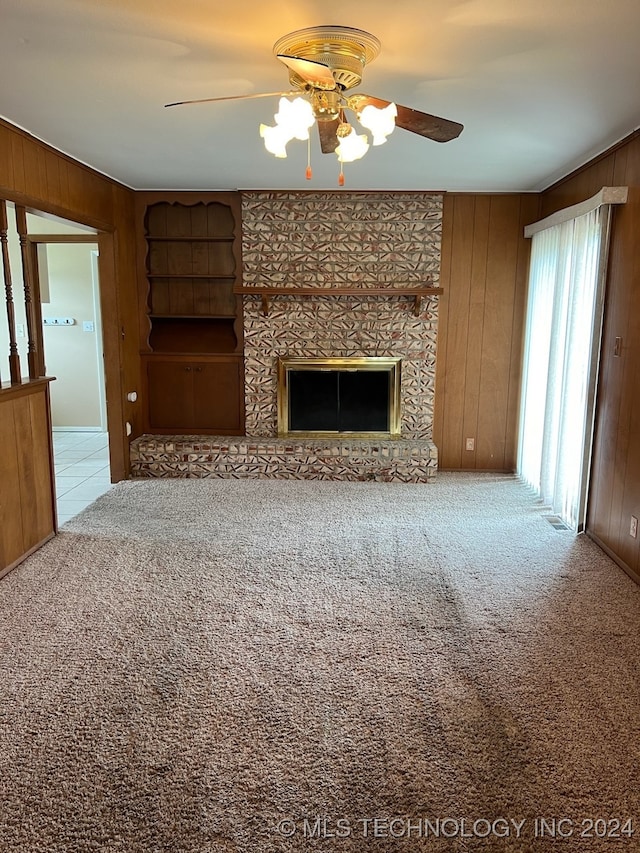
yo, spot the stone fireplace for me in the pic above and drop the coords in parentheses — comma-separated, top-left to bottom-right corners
(237, 190, 443, 480)
(242, 190, 442, 438)
(131, 190, 443, 481)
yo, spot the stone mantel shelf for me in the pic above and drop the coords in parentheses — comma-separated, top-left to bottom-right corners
(233, 285, 443, 316)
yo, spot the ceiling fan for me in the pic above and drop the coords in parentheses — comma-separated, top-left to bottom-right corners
(165, 26, 464, 184)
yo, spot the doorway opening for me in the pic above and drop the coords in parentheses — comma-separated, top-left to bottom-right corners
(27, 213, 113, 523)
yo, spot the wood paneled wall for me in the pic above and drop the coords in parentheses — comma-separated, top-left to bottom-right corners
(434, 193, 540, 470)
(0, 119, 139, 480)
(542, 132, 640, 579)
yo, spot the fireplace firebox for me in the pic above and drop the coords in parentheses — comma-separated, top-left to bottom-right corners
(277, 357, 401, 438)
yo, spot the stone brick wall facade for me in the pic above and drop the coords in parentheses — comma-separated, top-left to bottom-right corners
(240, 191, 442, 440)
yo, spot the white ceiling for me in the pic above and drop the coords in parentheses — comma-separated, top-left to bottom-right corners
(1, 0, 639, 193)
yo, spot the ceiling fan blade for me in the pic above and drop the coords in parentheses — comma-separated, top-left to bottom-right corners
(349, 94, 463, 143)
(276, 54, 336, 90)
(395, 104, 463, 142)
(165, 91, 295, 108)
(318, 118, 340, 154)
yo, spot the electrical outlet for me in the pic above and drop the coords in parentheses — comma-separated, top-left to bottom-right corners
(465, 438, 475, 451)
(631, 516, 638, 539)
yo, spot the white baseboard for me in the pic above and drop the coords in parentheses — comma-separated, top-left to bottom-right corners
(52, 427, 106, 433)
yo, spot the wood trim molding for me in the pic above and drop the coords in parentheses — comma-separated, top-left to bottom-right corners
(97, 232, 126, 481)
(524, 186, 628, 237)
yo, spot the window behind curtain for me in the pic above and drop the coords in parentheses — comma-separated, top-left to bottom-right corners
(518, 206, 610, 531)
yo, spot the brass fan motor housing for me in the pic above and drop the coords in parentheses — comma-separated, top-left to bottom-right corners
(311, 90, 341, 121)
(273, 26, 381, 91)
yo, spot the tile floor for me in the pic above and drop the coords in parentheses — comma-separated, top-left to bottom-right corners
(53, 430, 112, 526)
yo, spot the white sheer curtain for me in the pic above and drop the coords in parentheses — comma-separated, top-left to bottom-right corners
(518, 206, 610, 531)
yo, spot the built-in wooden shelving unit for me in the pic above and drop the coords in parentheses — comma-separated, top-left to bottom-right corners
(136, 192, 244, 435)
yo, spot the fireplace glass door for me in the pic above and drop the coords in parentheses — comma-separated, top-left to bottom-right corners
(278, 357, 401, 437)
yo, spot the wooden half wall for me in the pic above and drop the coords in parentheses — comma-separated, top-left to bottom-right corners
(0, 119, 140, 481)
(541, 132, 640, 580)
(0, 380, 56, 577)
(434, 193, 540, 470)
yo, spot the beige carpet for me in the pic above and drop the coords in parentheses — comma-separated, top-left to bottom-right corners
(1, 473, 640, 852)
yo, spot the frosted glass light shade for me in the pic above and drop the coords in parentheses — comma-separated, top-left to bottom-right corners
(260, 97, 316, 158)
(274, 97, 315, 140)
(260, 123, 289, 158)
(358, 102, 397, 145)
(336, 127, 370, 163)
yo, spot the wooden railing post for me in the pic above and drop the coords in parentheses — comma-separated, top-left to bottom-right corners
(0, 200, 21, 384)
(14, 206, 40, 379)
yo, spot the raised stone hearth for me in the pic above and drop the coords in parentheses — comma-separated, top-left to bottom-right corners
(130, 435, 437, 482)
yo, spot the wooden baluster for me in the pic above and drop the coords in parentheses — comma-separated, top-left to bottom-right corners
(14, 206, 40, 379)
(0, 200, 21, 383)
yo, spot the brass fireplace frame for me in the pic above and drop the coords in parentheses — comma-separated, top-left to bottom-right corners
(277, 356, 402, 438)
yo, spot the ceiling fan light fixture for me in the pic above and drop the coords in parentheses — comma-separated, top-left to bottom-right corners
(167, 25, 464, 185)
(358, 102, 397, 145)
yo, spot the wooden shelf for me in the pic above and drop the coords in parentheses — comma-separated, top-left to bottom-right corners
(142, 352, 243, 359)
(149, 313, 236, 320)
(148, 273, 235, 279)
(233, 285, 443, 317)
(148, 316, 237, 354)
(146, 236, 233, 242)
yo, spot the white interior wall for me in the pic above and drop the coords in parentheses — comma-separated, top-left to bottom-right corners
(42, 242, 101, 428)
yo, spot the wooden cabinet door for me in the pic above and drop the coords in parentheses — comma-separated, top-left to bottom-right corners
(192, 361, 242, 431)
(146, 357, 243, 433)
(147, 360, 195, 429)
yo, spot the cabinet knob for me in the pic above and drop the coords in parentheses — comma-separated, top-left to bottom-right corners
(195, 366, 202, 372)
(184, 366, 192, 372)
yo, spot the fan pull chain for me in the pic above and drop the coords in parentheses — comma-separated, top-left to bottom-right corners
(306, 135, 312, 180)
(337, 107, 346, 186)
